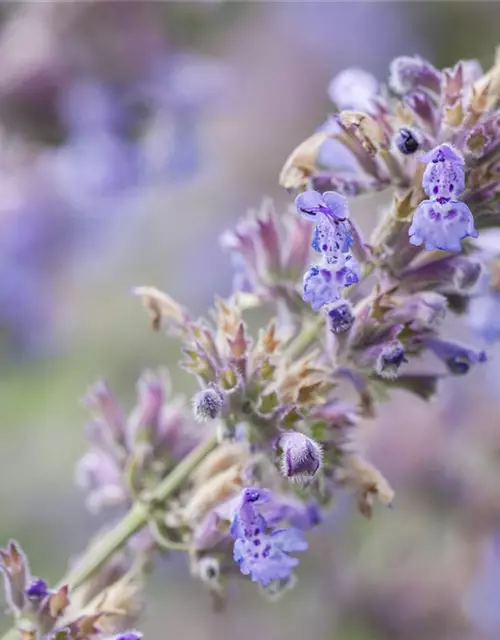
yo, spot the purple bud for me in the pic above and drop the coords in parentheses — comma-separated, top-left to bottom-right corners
(278, 432, 323, 482)
(393, 127, 420, 155)
(192, 387, 226, 422)
(375, 341, 407, 379)
(327, 300, 354, 334)
(25, 578, 49, 600)
(389, 56, 441, 95)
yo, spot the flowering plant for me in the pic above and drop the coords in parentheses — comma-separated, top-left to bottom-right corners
(4, 48, 500, 638)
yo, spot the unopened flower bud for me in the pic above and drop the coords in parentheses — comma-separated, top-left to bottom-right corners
(394, 127, 420, 155)
(193, 387, 226, 422)
(278, 432, 323, 482)
(25, 578, 49, 600)
(327, 301, 354, 334)
(423, 337, 487, 375)
(375, 341, 407, 379)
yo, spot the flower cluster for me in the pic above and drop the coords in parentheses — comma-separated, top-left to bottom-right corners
(68, 49, 500, 602)
(5, 43, 500, 636)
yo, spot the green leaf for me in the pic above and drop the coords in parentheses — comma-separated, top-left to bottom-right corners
(258, 391, 278, 415)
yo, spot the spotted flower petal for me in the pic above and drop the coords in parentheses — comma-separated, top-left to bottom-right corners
(311, 218, 352, 262)
(409, 199, 477, 252)
(302, 265, 340, 310)
(230, 488, 308, 587)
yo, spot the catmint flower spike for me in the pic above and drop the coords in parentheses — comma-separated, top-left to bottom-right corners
(278, 432, 323, 482)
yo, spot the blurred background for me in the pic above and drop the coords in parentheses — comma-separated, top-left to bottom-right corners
(2, 2, 500, 639)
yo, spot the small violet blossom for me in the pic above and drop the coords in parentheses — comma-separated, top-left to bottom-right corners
(229, 488, 308, 587)
(409, 144, 477, 252)
(295, 190, 359, 310)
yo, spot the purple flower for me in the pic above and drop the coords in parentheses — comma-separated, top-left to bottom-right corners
(230, 488, 307, 587)
(296, 189, 359, 310)
(278, 432, 323, 482)
(302, 265, 340, 310)
(420, 144, 466, 199)
(409, 199, 477, 252)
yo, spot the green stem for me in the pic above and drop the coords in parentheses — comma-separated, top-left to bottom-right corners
(285, 317, 324, 360)
(65, 432, 218, 591)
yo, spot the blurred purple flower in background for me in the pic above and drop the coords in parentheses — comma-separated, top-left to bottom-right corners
(0, 2, 228, 358)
